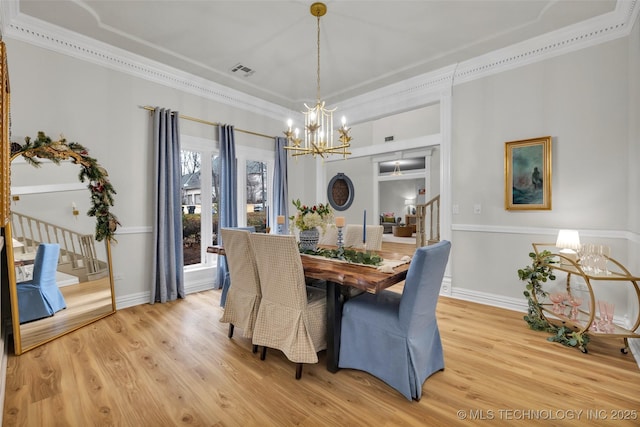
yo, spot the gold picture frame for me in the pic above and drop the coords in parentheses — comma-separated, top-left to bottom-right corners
(504, 136, 552, 210)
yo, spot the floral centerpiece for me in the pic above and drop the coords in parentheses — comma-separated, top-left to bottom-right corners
(290, 199, 333, 232)
(290, 199, 333, 251)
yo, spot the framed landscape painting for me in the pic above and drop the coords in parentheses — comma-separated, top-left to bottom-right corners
(504, 136, 552, 210)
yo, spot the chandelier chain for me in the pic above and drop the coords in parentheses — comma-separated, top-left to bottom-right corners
(316, 13, 321, 103)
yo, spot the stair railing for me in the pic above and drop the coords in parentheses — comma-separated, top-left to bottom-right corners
(415, 195, 440, 247)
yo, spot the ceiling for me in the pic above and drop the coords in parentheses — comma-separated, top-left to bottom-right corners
(5, 0, 620, 111)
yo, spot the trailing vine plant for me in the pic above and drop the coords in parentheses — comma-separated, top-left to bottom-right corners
(10, 131, 120, 242)
(517, 250, 590, 352)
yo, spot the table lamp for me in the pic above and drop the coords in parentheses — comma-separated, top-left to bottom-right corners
(556, 229, 580, 265)
(405, 198, 415, 214)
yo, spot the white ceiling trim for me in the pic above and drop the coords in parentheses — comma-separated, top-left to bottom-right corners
(341, 0, 639, 124)
(453, 0, 639, 85)
(0, 3, 296, 122)
(325, 135, 441, 163)
(1, 0, 638, 126)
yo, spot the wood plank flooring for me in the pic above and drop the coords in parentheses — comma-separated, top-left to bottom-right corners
(18, 277, 113, 351)
(3, 242, 640, 426)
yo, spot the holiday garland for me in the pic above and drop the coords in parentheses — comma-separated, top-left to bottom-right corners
(10, 131, 120, 242)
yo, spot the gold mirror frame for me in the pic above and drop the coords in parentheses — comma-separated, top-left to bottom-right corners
(5, 135, 120, 353)
(1, 40, 10, 226)
(0, 41, 120, 354)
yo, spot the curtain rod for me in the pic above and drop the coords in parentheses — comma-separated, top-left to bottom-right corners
(140, 105, 276, 140)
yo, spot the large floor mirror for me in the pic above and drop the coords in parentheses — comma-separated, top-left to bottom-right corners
(3, 137, 117, 354)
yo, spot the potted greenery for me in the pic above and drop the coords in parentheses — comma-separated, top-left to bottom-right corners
(518, 250, 590, 352)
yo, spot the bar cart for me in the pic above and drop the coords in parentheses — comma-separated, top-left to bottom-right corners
(531, 243, 640, 354)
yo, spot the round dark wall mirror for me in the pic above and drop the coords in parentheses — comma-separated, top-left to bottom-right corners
(327, 173, 354, 211)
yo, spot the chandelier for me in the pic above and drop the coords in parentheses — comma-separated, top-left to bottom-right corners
(392, 161, 403, 176)
(284, 2, 352, 159)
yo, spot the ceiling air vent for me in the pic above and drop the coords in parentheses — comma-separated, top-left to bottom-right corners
(230, 63, 255, 77)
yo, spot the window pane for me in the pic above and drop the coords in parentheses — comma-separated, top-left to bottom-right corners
(246, 160, 267, 232)
(181, 150, 201, 266)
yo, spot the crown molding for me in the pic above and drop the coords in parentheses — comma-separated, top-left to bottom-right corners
(1, 0, 638, 125)
(0, 1, 296, 122)
(342, 0, 639, 123)
(453, 0, 640, 85)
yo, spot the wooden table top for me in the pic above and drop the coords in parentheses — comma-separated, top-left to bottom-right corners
(207, 245, 410, 294)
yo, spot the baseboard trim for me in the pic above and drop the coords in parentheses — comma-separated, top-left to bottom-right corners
(115, 282, 215, 310)
(446, 286, 640, 368)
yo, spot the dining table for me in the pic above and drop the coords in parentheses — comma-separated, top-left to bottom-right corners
(207, 244, 411, 372)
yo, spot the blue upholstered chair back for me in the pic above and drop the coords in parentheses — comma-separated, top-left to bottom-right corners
(399, 240, 451, 330)
(17, 243, 67, 324)
(338, 239, 451, 400)
(32, 243, 60, 289)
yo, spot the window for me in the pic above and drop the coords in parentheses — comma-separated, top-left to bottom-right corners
(181, 136, 218, 268)
(235, 146, 274, 234)
(180, 136, 274, 271)
(246, 160, 268, 232)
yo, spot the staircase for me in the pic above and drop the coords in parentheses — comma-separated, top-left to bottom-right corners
(415, 195, 440, 247)
(11, 212, 108, 282)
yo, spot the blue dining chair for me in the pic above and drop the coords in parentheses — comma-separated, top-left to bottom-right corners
(219, 226, 255, 307)
(17, 243, 67, 324)
(338, 240, 451, 401)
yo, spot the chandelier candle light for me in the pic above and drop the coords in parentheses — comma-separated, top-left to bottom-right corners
(284, 2, 352, 158)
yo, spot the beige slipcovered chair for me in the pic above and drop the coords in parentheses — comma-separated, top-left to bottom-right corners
(219, 228, 261, 353)
(317, 225, 338, 246)
(249, 233, 327, 379)
(344, 224, 384, 251)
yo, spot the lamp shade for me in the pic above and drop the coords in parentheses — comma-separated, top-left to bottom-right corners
(556, 229, 580, 250)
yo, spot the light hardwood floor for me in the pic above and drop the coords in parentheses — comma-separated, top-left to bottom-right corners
(3, 242, 640, 426)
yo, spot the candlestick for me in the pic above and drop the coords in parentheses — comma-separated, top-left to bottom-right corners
(276, 215, 285, 235)
(337, 226, 344, 249)
(363, 210, 367, 244)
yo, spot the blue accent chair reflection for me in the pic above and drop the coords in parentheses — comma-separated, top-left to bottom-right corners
(338, 240, 451, 400)
(17, 243, 67, 324)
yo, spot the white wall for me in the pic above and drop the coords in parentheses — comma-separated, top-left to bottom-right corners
(626, 13, 640, 345)
(451, 35, 631, 306)
(628, 10, 640, 272)
(323, 156, 372, 226)
(5, 38, 283, 307)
